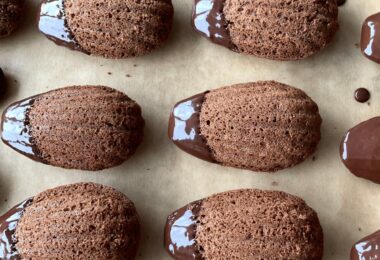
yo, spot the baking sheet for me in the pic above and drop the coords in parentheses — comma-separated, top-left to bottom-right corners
(0, 0, 379, 259)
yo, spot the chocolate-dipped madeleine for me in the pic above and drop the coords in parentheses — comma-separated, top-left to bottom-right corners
(361, 12, 380, 64)
(351, 230, 380, 260)
(38, 0, 174, 58)
(0, 182, 140, 259)
(164, 189, 324, 259)
(1, 86, 145, 171)
(192, 0, 339, 60)
(168, 81, 322, 172)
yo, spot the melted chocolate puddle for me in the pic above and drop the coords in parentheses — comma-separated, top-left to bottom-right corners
(1, 96, 45, 163)
(192, 0, 236, 51)
(361, 12, 380, 64)
(168, 92, 215, 163)
(340, 117, 380, 184)
(0, 198, 33, 259)
(164, 200, 204, 259)
(38, 0, 88, 54)
(351, 230, 380, 260)
(354, 88, 370, 103)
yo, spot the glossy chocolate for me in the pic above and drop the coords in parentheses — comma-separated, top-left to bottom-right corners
(354, 88, 370, 103)
(361, 12, 380, 64)
(38, 0, 88, 54)
(340, 117, 380, 184)
(168, 92, 215, 163)
(351, 230, 380, 260)
(1, 96, 45, 163)
(0, 198, 33, 259)
(192, 0, 235, 51)
(164, 200, 204, 260)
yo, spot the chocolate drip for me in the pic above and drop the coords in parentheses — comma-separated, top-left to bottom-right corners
(340, 117, 380, 184)
(0, 198, 33, 259)
(361, 12, 380, 64)
(164, 200, 204, 259)
(1, 96, 45, 163)
(351, 230, 380, 260)
(192, 0, 235, 51)
(168, 92, 215, 163)
(38, 0, 88, 54)
(354, 88, 370, 103)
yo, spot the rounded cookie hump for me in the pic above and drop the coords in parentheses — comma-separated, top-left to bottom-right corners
(15, 182, 140, 260)
(64, 0, 174, 58)
(224, 0, 338, 60)
(196, 189, 323, 259)
(29, 86, 145, 170)
(200, 81, 321, 172)
(0, 0, 24, 38)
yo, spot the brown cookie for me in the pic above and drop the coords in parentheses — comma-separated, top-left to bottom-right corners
(0, 0, 24, 38)
(0, 182, 140, 259)
(38, 0, 174, 58)
(1, 86, 145, 171)
(168, 81, 322, 172)
(192, 0, 339, 60)
(165, 189, 324, 259)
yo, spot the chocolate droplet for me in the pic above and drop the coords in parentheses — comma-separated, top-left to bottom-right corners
(361, 12, 380, 64)
(168, 92, 215, 163)
(164, 200, 204, 260)
(340, 117, 380, 184)
(337, 0, 346, 6)
(354, 88, 370, 103)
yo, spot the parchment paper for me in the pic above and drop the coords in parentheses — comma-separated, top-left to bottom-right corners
(0, 0, 379, 259)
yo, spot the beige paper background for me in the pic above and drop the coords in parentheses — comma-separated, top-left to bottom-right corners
(0, 0, 379, 259)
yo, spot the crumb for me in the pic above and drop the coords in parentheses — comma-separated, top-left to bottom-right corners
(368, 102, 370, 106)
(312, 156, 316, 161)
(126, 74, 131, 78)
(100, 64, 104, 67)
(108, 72, 112, 75)
(13, 79, 17, 83)
(146, 168, 150, 171)
(271, 181, 278, 186)
(4, 199, 7, 202)
(133, 64, 137, 67)
(355, 43, 359, 48)
(358, 227, 362, 232)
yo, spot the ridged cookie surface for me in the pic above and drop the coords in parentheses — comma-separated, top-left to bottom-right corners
(15, 183, 140, 260)
(0, 0, 24, 38)
(65, 0, 173, 58)
(169, 81, 321, 172)
(1, 86, 145, 171)
(165, 189, 323, 259)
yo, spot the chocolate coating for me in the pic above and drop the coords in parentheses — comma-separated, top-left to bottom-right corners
(192, 0, 235, 50)
(351, 230, 380, 260)
(38, 0, 88, 54)
(340, 117, 380, 184)
(1, 96, 45, 163)
(168, 92, 215, 163)
(361, 12, 380, 64)
(0, 198, 33, 259)
(354, 88, 370, 103)
(164, 200, 203, 260)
